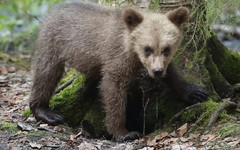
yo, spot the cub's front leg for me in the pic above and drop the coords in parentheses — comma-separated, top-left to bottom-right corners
(100, 73, 140, 142)
(164, 62, 209, 104)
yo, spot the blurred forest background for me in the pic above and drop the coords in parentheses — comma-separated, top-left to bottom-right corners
(0, 0, 240, 63)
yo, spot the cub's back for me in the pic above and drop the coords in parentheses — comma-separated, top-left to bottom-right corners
(36, 2, 126, 74)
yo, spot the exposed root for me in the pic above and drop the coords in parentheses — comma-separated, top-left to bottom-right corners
(168, 103, 202, 126)
(206, 100, 238, 130)
(188, 113, 207, 134)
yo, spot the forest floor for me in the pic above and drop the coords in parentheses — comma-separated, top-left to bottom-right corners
(0, 62, 240, 150)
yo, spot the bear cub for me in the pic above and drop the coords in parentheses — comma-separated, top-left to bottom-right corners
(29, 2, 209, 142)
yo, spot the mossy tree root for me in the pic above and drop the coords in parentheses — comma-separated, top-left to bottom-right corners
(167, 103, 202, 126)
(206, 100, 238, 130)
(207, 33, 240, 85)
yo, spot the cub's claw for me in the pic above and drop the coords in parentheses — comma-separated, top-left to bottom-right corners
(34, 108, 63, 125)
(183, 83, 210, 104)
(116, 131, 141, 142)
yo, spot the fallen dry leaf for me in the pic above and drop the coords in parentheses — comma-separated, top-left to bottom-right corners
(194, 142, 202, 147)
(200, 134, 209, 142)
(140, 136, 150, 143)
(201, 134, 216, 145)
(189, 133, 200, 140)
(153, 132, 169, 142)
(228, 140, 240, 147)
(180, 137, 189, 142)
(169, 138, 178, 143)
(177, 123, 188, 137)
(162, 138, 171, 145)
(0, 65, 8, 75)
(29, 142, 42, 149)
(236, 108, 240, 113)
(70, 135, 76, 141)
(39, 124, 48, 127)
(170, 131, 177, 137)
(206, 134, 216, 142)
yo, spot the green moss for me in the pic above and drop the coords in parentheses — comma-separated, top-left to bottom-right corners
(205, 47, 231, 98)
(50, 71, 104, 136)
(221, 50, 240, 84)
(218, 110, 236, 124)
(22, 109, 32, 117)
(0, 121, 19, 134)
(148, 0, 160, 11)
(83, 102, 105, 137)
(181, 100, 237, 133)
(184, 74, 198, 83)
(188, 49, 206, 70)
(219, 123, 240, 138)
(50, 74, 86, 126)
(58, 69, 78, 86)
(181, 100, 218, 126)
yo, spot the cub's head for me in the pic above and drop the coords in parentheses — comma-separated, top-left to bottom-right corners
(123, 7, 189, 78)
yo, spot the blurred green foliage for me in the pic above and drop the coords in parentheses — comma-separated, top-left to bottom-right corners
(0, 0, 239, 55)
(0, 0, 63, 54)
(206, 0, 240, 26)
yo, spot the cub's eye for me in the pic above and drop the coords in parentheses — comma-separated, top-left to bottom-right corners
(144, 46, 153, 57)
(163, 46, 171, 56)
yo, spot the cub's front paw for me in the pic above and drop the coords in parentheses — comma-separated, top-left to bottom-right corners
(115, 131, 141, 142)
(34, 107, 63, 125)
(182, 83, 210, 104)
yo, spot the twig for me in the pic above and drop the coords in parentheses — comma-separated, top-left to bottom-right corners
(141, 86, 150, 136)
(18, 7, 42, 23)
(55, 74, 79, 94)
(143, 98, 150, 136)
(206, 100, 238, 129)
(37, 127, 56, 133)
(168, 103, 202, 126)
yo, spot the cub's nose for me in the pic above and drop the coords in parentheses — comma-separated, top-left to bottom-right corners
(153, 68, 163, 77)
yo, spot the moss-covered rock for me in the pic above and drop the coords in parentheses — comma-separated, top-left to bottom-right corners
(50, 73, 86, 126)
(50, 70, 106, 136)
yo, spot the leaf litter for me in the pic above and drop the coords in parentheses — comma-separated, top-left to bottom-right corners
(0, 63, 239, 149)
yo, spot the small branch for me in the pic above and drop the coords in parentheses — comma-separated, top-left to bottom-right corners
(168, 103, 202, 126)
(55, 74, 79, 94)
(18, 7, 42, 23)
(141, 86, 150, 136)
(206, 100, 238, 130)
(143, 98, 150, 136)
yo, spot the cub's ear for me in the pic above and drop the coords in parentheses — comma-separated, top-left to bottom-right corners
(123, 8, 143, 31)
(167, 7, 189, 27)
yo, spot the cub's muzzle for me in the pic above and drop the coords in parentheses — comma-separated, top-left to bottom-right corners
(152, 68, 164, 78)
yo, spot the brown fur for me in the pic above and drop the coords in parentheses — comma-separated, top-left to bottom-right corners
(30, 1, 189, 140)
